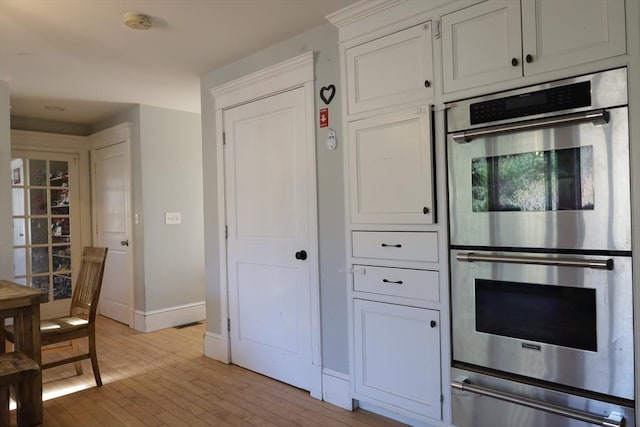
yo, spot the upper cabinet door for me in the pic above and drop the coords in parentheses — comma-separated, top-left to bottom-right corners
(521, 0, 626, 76)
(346, 22, 434, 116)
(442, 1, 522, 93)
(348, 106, 434, 225)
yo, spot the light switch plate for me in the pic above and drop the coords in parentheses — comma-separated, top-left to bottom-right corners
(165, 212, 181, 225)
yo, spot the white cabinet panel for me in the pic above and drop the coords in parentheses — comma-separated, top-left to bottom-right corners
(352, 231, 438, 263)
(442, 1, 522, 92)
(348, 107, 434, 224)
(346, 22, 434, 115)
(354, 299, 441, 419)
(521, 0, 626, 75)
(442, 0, 627, 93)
(353, 265, 439, 302)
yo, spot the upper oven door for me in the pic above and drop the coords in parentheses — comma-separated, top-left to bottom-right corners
(447, 106, 630, 251)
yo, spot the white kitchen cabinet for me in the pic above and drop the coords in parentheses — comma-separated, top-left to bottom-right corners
(353, 299, 441, 420)
(346, 22, 434, 116)
(348, 107, 434, 225)
(442, 0, 627, 93)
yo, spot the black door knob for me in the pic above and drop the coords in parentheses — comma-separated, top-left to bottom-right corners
(295, 250, 307, 260)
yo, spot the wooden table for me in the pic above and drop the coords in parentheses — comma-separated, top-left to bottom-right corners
(0, 280, 48, 426)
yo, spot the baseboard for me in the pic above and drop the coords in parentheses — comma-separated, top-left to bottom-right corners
(203, 330, 230, 363)
(133, 301, 205, 333)
(357, 400, 440, 427)
(322, 369, 354, 410)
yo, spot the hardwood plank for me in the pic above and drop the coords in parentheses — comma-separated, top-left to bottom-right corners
(10, 316, 404, 427)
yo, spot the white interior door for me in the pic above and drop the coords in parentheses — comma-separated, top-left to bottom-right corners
(224, 87, 313, 391)
(93, 141, 133, 326)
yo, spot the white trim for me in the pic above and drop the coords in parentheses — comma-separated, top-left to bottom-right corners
(203, 331, 230, 363)
(88, 122, 131, 149)
(133, 301, 205, 333)
(209, 51, 322, 397)
(210, 51, 314, 109)
(322, 369, 354, 410)
(11, 129, 87, 150)
(326, 0, 406, 28)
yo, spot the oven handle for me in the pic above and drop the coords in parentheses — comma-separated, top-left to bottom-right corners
(456, 252, 613, 270)
(452, 109, 609, 142)
(452, 376, 623, 427)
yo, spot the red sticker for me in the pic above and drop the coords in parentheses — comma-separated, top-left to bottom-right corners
(319, 108, 328, 128)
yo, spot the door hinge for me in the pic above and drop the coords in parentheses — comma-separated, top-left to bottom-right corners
(222, 132, 226, 145)
(227, 318, 231, 332)
(441, 394, 445, 403)
(434, 20, 441, 39)
(225, 225, 228, 239)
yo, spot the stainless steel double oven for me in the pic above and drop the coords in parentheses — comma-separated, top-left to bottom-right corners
(447, 68, 634, 427)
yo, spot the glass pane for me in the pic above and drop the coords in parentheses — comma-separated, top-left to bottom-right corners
(52, 252, 71, 272)
(28, 159, 47, 186)
(13, 277, 27, 286)
(30, 218, 49, 245)
(51, 217, 70, 243)
(471, 146, 594, 212)
(13, 218, 25, 246)
(475, 279, 597, 351)
(29, 189, 48, 215)
(13, 248, 26, 276)
(51, 188, 70, 211)
(11, 159, 24, 186)
(30, 247, 49, 274)
(53, 274, 72, 300)
(31, 276, 50, 294)
(49, 161, 69, 187)
(12, 188, 24, 215)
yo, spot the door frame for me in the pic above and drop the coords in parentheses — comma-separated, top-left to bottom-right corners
(209, 51, 322, 397)
(89, 122, 134, 327)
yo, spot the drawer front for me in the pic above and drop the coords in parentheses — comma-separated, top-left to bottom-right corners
(352, 231, 438, 262)
(354, 265, 439, 301)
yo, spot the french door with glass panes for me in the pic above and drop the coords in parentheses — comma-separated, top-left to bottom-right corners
(11, 152, 80, 318)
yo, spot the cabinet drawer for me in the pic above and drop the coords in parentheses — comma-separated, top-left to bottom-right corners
(352, 231, 438, 262)
(354, 265, 439, 302)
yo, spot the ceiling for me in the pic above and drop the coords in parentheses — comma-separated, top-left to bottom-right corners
(0, 0, 357, 125)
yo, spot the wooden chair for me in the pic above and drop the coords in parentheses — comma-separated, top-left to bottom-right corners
(5, 246, 108, 387)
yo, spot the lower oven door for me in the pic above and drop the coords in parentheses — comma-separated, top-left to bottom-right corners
(450, 249, 634, 400)
(451, 367, 635, 427)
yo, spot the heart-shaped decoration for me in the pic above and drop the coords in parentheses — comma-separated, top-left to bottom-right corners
(320, 85, 336, 105)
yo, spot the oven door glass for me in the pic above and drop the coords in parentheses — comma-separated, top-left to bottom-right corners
(448, 107, 630, 250)
(475, 279, 596, 351)
(471, 147, 593, 212)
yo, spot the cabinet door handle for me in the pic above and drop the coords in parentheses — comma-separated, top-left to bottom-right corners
(382, 279, 403, 285)
(423, 206, 430, 214)
(381, 243, 402, 248)
(526, 54, 533, 63)
(511, 57, 519, 67)
(424, 80, 431, 88)
(120, 240, 129, 247)
(430, 320, 437, 328)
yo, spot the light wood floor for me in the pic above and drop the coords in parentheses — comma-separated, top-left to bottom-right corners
(13, 316, 404, 426)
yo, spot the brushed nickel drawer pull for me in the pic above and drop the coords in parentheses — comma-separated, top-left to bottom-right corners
(452, 376, 623, 427)
(456, 252, 613, 270)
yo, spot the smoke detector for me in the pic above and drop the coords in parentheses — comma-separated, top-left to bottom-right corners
(124, 12, 152, 30)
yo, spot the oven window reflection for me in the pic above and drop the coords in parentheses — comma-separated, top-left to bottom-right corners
(472, 146, 594, 212)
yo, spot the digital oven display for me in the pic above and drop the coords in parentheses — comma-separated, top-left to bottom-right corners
(470, 81, 591, 125)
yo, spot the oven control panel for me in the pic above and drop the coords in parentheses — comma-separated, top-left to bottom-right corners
(470, 81, 591, 125)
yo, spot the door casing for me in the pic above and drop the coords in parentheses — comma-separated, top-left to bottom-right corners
(209, 51, 322, 398)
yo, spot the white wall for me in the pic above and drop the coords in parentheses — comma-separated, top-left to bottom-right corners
(0, 81, 12, 279)
(138, 105, 205, 311)
(200, 23, 349, 373)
